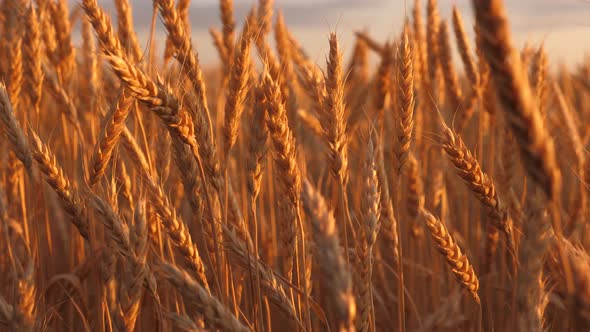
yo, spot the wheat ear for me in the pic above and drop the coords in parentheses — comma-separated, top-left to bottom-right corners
(440, 122, 513, 247)
(261, 69, 301, 281)
(516, 203, 552, 331)
(223, 23, 252, 158)
(395, 27, 415, 171)
(426, 0, 441, 85)
(0, 83, 33, 172)
(302, 179, 355, 331)
(23, 6, 43, 115)
(420, 208, 480, 303)
(7, 36, 23, 113)
(452, 5, 479, 88)
(29, 129, 89, 240)
(158, 263, 250, 332)
(438, 20, 463, 114)
(472, 0, 561, 200)
(90, 91, 135, 184)
(156, 0, 222, 192)
(530, 45, 547, 114)
(355, 136, 381, 332)
(319, 33, 349, 186)
(114, 0, 142, 60)
(15, 261, 35, 331)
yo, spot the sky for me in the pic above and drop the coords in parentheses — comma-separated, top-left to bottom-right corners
(83, 0, 590, 67)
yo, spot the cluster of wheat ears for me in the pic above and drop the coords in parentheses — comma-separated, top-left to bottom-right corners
(0, 0, 589, 330)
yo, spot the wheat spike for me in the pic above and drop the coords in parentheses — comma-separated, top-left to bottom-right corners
(472, 0, 561, 200)
(420, 208, 480, 303)
(319, 33, 349, 186)
(395, 27, 415, 171)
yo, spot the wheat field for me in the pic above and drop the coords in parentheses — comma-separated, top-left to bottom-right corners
(0, 0, 589, 331)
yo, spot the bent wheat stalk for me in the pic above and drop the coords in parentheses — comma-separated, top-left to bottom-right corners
(440, 121, 513, 249)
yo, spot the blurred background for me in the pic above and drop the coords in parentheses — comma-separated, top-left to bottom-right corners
(83, 0, 590, 67)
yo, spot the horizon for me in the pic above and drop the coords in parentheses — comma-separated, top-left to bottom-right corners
(73, 0, 590, 68)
